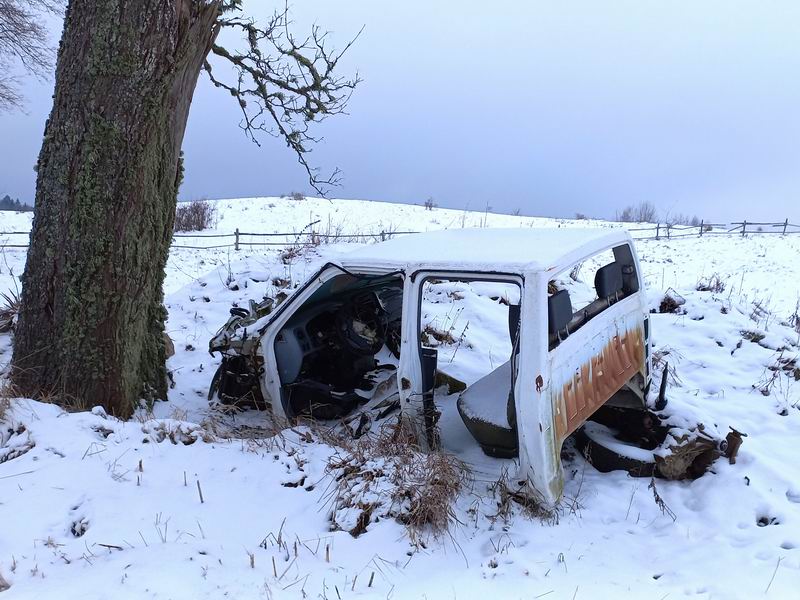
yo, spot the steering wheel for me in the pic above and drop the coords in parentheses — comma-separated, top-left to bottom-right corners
(335, 292, 386, 355)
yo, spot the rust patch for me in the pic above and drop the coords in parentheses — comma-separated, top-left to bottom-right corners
(554, 326, 645, 441)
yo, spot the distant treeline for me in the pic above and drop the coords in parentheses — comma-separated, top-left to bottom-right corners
(0, 194, 33, 211)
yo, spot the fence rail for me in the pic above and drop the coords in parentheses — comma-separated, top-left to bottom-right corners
(626, 218, 799, 240)
(2, 219, 799, 251)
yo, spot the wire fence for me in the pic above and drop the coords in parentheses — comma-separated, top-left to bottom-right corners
(1, 218, 798, 250)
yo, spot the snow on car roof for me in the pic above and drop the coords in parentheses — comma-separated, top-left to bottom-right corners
(339, 227, 632, 274)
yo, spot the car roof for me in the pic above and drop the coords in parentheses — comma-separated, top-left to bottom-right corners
(338, 227, 633, 275)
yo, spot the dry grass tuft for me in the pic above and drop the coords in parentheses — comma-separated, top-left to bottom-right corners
(0, 289, 20, 333)
(489, 470, 558, 524)
(658, 288, 686, 314)
(788, 299, 800, 335)
(279, 244, 304, 264)
(651, 347, 683, 386)
(0, 396, 9, 423)
(326, 419, 468, 541)
(141, 418, 216, 445)
(421, 324, 456, 345)
(0, 422, 34, 465)
(696, 274, 725, 293)
(0, 378, 19, 422)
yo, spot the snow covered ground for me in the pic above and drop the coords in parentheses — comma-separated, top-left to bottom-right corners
(2, 197, 800, 599)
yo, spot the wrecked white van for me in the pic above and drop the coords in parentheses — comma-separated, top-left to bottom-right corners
(209, 228, 738, 504)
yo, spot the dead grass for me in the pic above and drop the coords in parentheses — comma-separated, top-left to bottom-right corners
(0, 288, 19, 333)
(276, 218, 405, 265)
(651, 347, 683, 386)
(789, 299, 800, 335)
(421, 324, 456, 345)
(741, 330, 767, 344)
(750, 299, 772, 327)
(279, 244, 304, 264)
(696, 274, 725, 293)
(141, 419, 215, 445)
(658, 288, 686, 314)
(0, 422, 34, 465)
(489, 470, 558, 524)
(0, 378, 18, 421)
(326, 419, 468, 541)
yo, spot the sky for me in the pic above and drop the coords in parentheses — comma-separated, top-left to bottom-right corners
(1, 0, 799, 221)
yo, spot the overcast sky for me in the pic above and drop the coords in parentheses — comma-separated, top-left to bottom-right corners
(1, 1, 799, 221)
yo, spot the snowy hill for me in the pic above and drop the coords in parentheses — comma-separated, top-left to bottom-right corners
(2, 196, 800, 599)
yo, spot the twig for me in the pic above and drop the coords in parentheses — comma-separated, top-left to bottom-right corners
(97, 543, 124, 551)
(765, 557, 784, 594)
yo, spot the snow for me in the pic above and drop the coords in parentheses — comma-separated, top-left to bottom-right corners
(340, 227, 630, 273)
(456, 360, 513, 428)
(2, 196, 800, 599)
(582, 421, 656, 463)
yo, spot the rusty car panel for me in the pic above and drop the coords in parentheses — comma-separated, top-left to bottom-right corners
(553, 322, 646, 442)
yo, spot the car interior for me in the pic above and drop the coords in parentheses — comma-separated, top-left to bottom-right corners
(456, 248, 640, 458)
(273, 271, 403, 419)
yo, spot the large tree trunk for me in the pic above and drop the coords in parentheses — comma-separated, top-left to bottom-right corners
(12, 0, 220, 417)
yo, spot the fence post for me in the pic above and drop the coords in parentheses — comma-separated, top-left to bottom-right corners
(741, 220, 747, 237)
(783, 218, 788, 235)
(655, 223, 660, 240)
(666, 224, 671, 239)
(699, 220, 704, 236)
(234, 228, 240, 251)
(380, 230, 385, 242)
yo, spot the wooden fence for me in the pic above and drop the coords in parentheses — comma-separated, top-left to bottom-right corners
(627, 218, 800, 240)
(1, 219, 798, 250)
(0, 226, 417, 251)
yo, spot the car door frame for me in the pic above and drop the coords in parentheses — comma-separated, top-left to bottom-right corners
(257, 262, 401, 423)
(397, 269, 529, 448)
(526, 239, 649, 503)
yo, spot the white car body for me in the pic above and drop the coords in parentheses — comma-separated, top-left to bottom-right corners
(221, 228, 651, 504)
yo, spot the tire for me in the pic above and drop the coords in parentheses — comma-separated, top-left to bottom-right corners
(574, 422, 657, 478)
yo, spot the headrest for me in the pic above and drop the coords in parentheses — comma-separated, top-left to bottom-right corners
(595, 262, 623, 299)
(548, 290, 572, 335)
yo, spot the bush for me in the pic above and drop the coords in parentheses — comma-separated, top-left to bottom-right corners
(285, 191, 306, 201)
(616, 201, 657, 223)
(665, 213, 702, 226)
(174, 199, 216, 232)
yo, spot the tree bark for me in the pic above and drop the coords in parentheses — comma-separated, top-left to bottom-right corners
(12, 0, 221, 417)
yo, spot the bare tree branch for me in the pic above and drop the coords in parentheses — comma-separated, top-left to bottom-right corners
(203, 3, 362, 194)
(0, 0, 61, 109)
